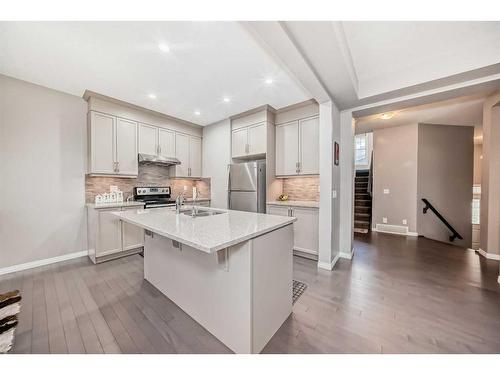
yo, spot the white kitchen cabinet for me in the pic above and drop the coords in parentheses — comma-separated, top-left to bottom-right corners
(122, 207, 145, 251)
(87, 204, 145, 263)
(267, 205, 290, 217)
(276, 121, 299, 176)
(172, 134, 202, 178)
(89, 112, 115, 174)
(232, 127, 248, 158)
(292, 207, 319, 256)
(275, 116, 319, 176)
(231, 122, 267, 159)
(89, 111, 138, 177)
(267, 204, 319, 257)
(158, 128, 176, 158)
(189, 136, 202, 177)
(299, 117, 320, 175)
(115, 118, 138, 176)
(138, 123, 158, 155)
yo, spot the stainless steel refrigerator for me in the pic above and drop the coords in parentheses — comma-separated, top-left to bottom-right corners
(228, 160, 266, 213)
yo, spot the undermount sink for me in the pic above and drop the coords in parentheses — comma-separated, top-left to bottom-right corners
(180, 208, 224, 217)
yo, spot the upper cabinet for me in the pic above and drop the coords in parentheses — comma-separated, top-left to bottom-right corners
(231, 122, 267, 159)
(138, 123, 176, 158)
(171, 134, 202, 178)
(88, 111, 138, 177)
(275, 116, 319, 176)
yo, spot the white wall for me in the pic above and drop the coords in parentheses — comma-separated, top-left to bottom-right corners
(202, 118, 231, 209)
(0, 75, 87, 269)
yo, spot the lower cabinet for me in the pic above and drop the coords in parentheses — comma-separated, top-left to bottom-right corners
(267, 204, 319, 258)
(87, 205, 145, 263)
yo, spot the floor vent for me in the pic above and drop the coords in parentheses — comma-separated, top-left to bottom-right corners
(292, 280, 307, 304)
(375, 224, 409, 235)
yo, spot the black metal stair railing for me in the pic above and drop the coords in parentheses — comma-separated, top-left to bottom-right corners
(421, 198, 463, 242)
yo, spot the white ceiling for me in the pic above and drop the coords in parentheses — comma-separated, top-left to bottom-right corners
(355, 95, 485, 135)
(342, 21, 500, 98)
(0, 22, 310, 125)
(258, 21, 500, 109)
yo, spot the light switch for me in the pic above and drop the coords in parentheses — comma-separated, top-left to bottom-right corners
(383, 189, 390, 194)
(382, 217, 388, 224)
(402, 219, 407, 225)
(332, 190, 337, 199)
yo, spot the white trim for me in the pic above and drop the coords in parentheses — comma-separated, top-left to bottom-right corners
(372, 226, 418, 237)
(498, 275, 500, 285)
(0, 251, 87, 276)
(477, 248, 500, 261)
(317, 253, 340, 271)
(339, 250, 354, 260)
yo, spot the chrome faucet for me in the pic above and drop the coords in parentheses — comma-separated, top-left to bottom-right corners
(191, 194, 198, 217)
(175, 194, 184, 214)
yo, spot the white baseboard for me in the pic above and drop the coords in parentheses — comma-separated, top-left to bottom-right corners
(372, 225, 418, 237)
(317, 253, 340, 271)
(477, 248, 500, 261)
(0, 251, 87, 276)
(339, 250, 354, 260)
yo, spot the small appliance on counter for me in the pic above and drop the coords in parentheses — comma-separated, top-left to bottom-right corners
(133, 186, 176, 209)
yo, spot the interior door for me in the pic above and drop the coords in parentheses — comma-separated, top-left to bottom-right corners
(189, 136, 202, 177)
(115, 117, 138, 176)
(138, 123, 158, 155)
(158, 129, 175, 158)
(175, 133, 190, 177)
(232, 128, 248, 158)
(248, 123, 266, 156)
(275, 121, 299, 176)
(90, 111, 115, 174)
(299, 117, 319, 175)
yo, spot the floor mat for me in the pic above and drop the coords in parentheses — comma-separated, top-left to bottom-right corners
(292, 280, 307, 304)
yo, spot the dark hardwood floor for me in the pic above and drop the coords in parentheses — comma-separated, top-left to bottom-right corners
(2, 232, 500, 354)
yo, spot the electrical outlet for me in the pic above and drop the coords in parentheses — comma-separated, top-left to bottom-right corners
(183, 186, 187, 191)
(402, 219, 407, 225)
(383, 188, 390, 194)
(382, 217, 388, 224)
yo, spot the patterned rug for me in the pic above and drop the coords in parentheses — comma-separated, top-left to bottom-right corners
(292, 280, 307, 304)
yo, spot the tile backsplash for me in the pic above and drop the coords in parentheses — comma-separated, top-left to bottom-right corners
(281, 176, 319, 201)
(85, 164, 210, 202)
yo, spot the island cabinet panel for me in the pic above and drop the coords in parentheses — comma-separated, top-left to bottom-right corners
(143, 223, 293, 354)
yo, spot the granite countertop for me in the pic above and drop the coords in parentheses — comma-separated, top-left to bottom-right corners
(267, 200, 319, 208)
(86, 201, 145, 209)
(112, 206, 296, 253)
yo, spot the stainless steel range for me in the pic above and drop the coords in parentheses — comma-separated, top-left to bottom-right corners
(134, 186, 176, 209)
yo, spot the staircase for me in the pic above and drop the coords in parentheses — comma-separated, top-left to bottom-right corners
(354, 169, 372, 233)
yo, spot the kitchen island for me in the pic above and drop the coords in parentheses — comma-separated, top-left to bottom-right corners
(112, 206, 296, 353)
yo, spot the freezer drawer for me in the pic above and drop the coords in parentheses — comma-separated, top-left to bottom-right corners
(229, 191, 259, 212)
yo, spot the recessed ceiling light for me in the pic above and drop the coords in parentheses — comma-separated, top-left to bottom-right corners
(194, 110, 201, 116)
(379, 112, 394, 120)
(158, 43, 170, 53)
(148, 93, 157, 99)
(223, 97, 231, 103)
(265, 78, 273, 84)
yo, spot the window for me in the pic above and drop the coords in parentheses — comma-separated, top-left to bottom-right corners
(355, 134, 367, 164)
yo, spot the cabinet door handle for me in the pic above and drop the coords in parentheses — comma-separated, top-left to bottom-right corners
(116, 162, 120, 173)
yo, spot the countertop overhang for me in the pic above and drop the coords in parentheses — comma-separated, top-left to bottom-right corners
(112, 206, 296, 253)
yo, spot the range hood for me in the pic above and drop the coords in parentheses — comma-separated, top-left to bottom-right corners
(138, 153, 181, 166)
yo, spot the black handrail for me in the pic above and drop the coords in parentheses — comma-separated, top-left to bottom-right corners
(421, 198, 463, 242)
